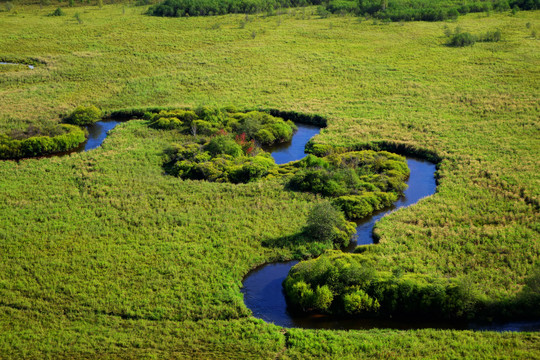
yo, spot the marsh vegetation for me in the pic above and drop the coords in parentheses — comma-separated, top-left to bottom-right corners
(0, 3, 538, 359)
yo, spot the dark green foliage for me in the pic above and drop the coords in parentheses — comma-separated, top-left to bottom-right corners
(305, 201, 356, 248)
(108, 106, 175, 119)
(148, 108, 295, 146)
(284, 251, 479, 318)
(446, 27, 502, 47)
(64, 105, 102, 125)
(49, 7, 65, 16)
(516, 263, 540, 317)
(0, 124, 86, 159)
(266, 109, 327, 127)
(288, 151, 409, 218)
(334, 192, 397, 219)
(170, 136, 276, 183)
(324, 0, 538, 22)
(326, 0, 360, 15)
(147, 0, 324, 17)
(447, 31, 476, 47)
(205, 135, 243, 157)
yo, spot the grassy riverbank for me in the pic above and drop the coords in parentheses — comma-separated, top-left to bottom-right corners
(0, 4, 539, 358)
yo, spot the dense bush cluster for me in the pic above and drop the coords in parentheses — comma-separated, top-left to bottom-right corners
(169, 132, 277, 183)
(64, 105, 102, 126)
(49, 7, 65, 16)
(147, 107, 296, 146)
(446, 27, 502, 47)
(147, 0, 323, 17)
(0, 124, 86, 159)
(288, 151, 409, 218)
(326, 0, 538, 21)
(284, 251, 478, 318)
(147, 0, 538, 19)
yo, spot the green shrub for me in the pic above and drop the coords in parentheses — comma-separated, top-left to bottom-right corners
(147, 0, 326, 18)
(152, 117, 183, 130)
(480, 29, 502, 42)
(170, 136, 277, 184)
(305, 142, 336, 157)
(313, 285, 334, 312)
(0, 124, 86, 159)
(447, 31, 476, 47)
(343, 289, 380, 314)
(50, 7, 65, 16)
(254, 129, 275, 145)
(65, 105, 102, 125)
(284, 251, 482, 319)
(305, 201, 356, 248)
(334, 192, 398, 219)
(205, 135, 243, 157)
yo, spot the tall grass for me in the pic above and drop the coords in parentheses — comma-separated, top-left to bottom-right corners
(0, 5, 539, 358)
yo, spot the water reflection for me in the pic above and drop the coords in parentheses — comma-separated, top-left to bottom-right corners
(263, 123, 321, 165)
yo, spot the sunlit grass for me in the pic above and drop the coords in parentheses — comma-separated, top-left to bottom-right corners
(0, 4, 539, 358)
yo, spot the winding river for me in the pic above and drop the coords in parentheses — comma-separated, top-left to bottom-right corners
(77, 120, 121, 152)
(243, 123, 540, 332)
(43, 118, 539, 331)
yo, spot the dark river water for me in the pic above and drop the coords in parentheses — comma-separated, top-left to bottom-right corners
(242, 123, 540, 332)
(79, 120, 121, 152)
(262, 123, 321, 165)
(44, 120, 121, 158)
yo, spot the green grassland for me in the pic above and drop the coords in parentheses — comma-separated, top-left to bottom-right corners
(0, 4, 539, 358)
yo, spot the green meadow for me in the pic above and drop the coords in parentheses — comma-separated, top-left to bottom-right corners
(0, 3, 539, 358)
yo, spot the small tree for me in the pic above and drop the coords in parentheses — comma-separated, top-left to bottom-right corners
(305, 201, 354, 248)
(50, 7, 65, 16)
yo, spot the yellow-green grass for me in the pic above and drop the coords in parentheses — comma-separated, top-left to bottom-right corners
(0, 4, 539, 358)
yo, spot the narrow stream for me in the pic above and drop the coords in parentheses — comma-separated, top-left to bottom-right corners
(79, 120, 121, 152)
(41, 120, 121, 158)
(242, 157, 443, 330)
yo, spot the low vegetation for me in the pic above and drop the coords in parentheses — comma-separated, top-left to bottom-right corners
(0, 123, 85, 159)
(446, 27, 502, 46)
(64, 105, 102, 126)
